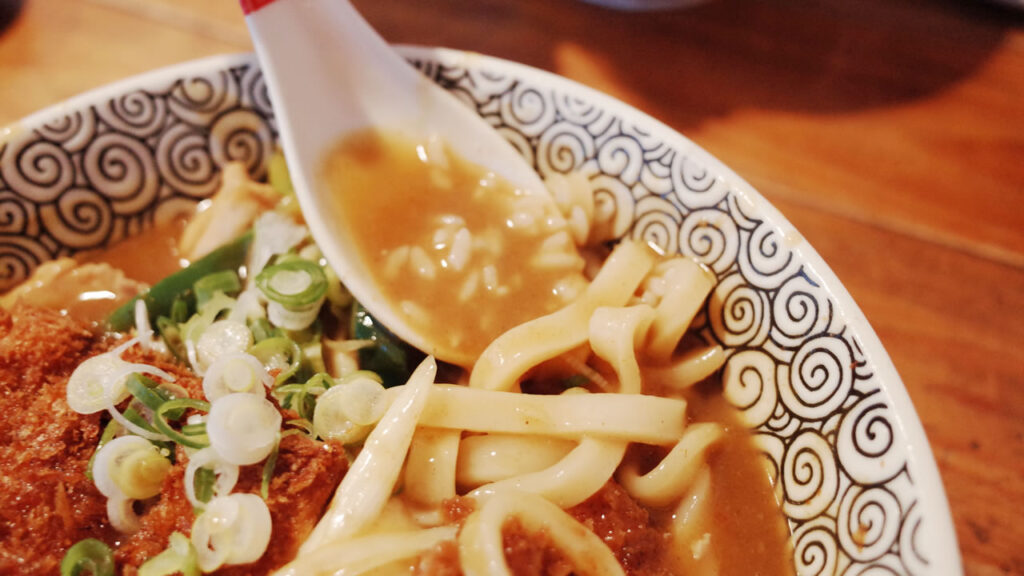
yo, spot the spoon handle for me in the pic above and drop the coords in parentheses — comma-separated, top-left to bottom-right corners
(243, 0, 544, 191)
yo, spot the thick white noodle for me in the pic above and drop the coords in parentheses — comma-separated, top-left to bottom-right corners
(456, 434, 576, 488)
(404, 427, 461, 510)
(645, 345, 726, 391)
(459, 490, 625, 576)
(588, 305, 656, 394)
(468, 435, 627, 508)
(669, 465, 719, 571)
(470, 239, 657, 392)
(618, 422, 724, 507)
(297, 357, 437, 554)
(414, 385, 686, 445)
(275, 526, 458, 576)
(645, 258, 715, 363)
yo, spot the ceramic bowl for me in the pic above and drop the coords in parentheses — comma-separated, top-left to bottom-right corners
(0, 48, 960, 575)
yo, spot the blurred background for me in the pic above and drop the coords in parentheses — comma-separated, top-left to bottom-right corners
(0, 0, 1021, 574)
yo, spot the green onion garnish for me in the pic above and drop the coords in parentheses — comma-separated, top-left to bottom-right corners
(193, 467, 216, 504)
(273, 373, 332, 421)
(123, 407, 160, 435)
(181, 423, 207, 437)
(249, 317, 280, 343)
(194, 270, 241, 309)
(60, 538, 114, 576)
(85, 420, 122, 482)
(153, 399, 211, 449)
(261, 437, 281, 499)
(256, 260, 328, 309)
(169, 295, 191, 324)
(156, 316, 186, 361)
(137, 532, 199, 576)
(284, 419, 315, 437)
(125, 374, 167, 413)
(250, 337, 303, 386)
(268, 151, 295, 197)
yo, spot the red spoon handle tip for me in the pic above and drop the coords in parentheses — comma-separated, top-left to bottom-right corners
(241, 0, 277, 15)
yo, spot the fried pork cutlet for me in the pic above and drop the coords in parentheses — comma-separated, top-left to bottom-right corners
(0, 306, 111, 574)
(0, 306, 348, 575)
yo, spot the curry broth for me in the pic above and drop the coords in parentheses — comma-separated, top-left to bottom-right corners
(77, 217, 187, 286)
(680, 381, 795, 576)
(320, 130, 586, 361)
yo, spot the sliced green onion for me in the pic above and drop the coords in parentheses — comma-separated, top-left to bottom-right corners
(193, 467, 216, 504)
(180, 292, 237, 346)
(60, 538, 114, 576)
(169, 296, 191, 324)
(194, 270, 241, 310)
(125, 374, 166, 413)
(122, 406, 160, 435)
(312, 374, 388, 444)
(336, 370, 384, 386)
(125, 374, 187, 421)
(256, 260, 327, 310)
(205, 394, 281, 466)
(260, 438, 281, 499)
(273, 373, 332, 421)
(249, 317, 280, 343)
(154, 399, 211, 449)
(138, 532, 200, 576)
(85, 419, 122, 482)
(182, 423, 207, 437)
(268, 150, 294, 197)
(249, 337, 303, 386)
(156, 316, 186, 361)
(284, 418, 314, 437)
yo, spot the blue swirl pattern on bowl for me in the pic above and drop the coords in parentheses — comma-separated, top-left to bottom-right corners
(0, 50, 958, 575)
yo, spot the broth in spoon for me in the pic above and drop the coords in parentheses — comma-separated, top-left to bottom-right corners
(321, 130, 587, 365)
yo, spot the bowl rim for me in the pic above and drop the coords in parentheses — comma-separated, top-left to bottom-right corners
(3, 47, 962, 574)
(418, 45, 961, 572)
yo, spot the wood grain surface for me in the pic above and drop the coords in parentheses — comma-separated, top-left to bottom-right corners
(0, 0, 1021, 574)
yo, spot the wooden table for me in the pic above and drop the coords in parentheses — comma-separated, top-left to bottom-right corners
(0, 0, 1020, 573)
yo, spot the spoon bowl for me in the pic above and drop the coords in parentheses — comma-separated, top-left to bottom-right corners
(242, 0, 561, 365)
